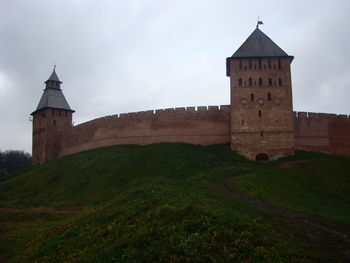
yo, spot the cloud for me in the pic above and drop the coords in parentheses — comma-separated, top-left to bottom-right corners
(0, 0, 349, 153)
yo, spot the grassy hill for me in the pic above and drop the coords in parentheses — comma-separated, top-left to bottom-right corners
(0, 143, 349, 262)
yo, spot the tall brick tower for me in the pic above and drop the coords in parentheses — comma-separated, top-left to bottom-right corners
(31, 68, 74, 165)
(226, 26, 295, 161)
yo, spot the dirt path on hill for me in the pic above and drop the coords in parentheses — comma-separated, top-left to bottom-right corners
(215, 170, 350, 262)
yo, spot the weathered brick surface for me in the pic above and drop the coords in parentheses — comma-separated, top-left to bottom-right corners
(294, 113, 350, 157)
(59, 106, 231, 157)
(227, 57, 295, 160)
(32, 109, 73, 165)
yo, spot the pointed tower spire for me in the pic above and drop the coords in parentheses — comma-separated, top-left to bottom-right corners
(32, 67, 73, 115)
(45, 66, 62, 89)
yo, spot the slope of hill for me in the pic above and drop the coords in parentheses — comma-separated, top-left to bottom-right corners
(0, 143, 349, 262)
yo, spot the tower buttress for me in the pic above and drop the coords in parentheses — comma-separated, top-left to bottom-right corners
(226, 27, 295, 161)
(31, 68, 74, 165)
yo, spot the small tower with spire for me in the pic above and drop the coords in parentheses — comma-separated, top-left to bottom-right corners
(31, 67, 74, 165)
(226, 26, 295, 161)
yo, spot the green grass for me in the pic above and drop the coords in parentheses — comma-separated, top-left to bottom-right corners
(0, 143, 349, 262)
(234, 151, 350, 223)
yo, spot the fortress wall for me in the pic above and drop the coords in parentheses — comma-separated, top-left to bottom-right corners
(59, 105, 231, 157)
(294, 112, 350, 157)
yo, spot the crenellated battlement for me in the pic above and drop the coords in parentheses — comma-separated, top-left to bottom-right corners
(75, 105, 231, 128)
(294, 111, 350, 120)
(59, 105, 232, 157)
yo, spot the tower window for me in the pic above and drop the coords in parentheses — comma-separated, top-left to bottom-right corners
(268, 93, 271, 101)
(53, 120, 56, 126)
(251, 94, 254, 102)
(260, 131, 264, 137)
(258, 58, 262, 69)
(249, 59, 252, 69)
(259, 78, 262, 86)
(269, 78, 272, 86)
(278, 78, 282, 86)
(249, 78, 252, 86)
(258, 110, 262, 117)
(242, 119, 245, 125)
(52, 110, 55, 116)
(268, 58, 272, 69)
(238, 78, 242, 87)
(278, 58, 282, 69)
(65, 112, 67, 117)
(239, 60, 242, 70)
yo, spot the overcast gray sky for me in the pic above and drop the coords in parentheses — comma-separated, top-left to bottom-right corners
(1, 0, 350, 153)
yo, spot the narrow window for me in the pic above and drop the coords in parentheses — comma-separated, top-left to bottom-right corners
(249, 78, 252, 86)
(249, 59, 252, 69)
(258, 110, 262, 117)
(238, 78, 242, 87)
(278, 78, 282, 86)
(268, 93, 271, 101)
(65, 112, 67, 117)
(251, 94, 254, 102)
(53, 120, 56, 126)
(239, 60, 242, 70)
(59, 111, 61, 116)
(278, 58, 282, 69)
(269, 78, 272, 86)
(258, 58, 262, 69)
(260, 131, 264, 137)
(52, 110, 55, 116)
(268, 58, 272, 69)
(259, 78, 262, 86)
(242, 120, 245, 125)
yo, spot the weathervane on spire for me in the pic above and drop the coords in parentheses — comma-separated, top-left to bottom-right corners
(53, 63, 56, 71)
(257, 17, 264, 28)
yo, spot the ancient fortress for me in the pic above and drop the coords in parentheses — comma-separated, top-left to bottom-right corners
(31, 27, 350, 165)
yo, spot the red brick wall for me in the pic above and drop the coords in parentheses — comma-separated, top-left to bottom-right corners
(227, 57, 295, 160)
(32, 109, 73, 164)
(59, 105, 231, 157)
(32, 107, 350, 162)
(294, 112, 350, 157)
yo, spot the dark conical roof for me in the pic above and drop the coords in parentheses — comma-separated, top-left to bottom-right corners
(31, 69, 74, 115)
(231, 28, 291, 58)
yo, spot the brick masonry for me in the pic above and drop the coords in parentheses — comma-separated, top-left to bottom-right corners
(31, 104, 350, 165)
(227, 57, 295, 160)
